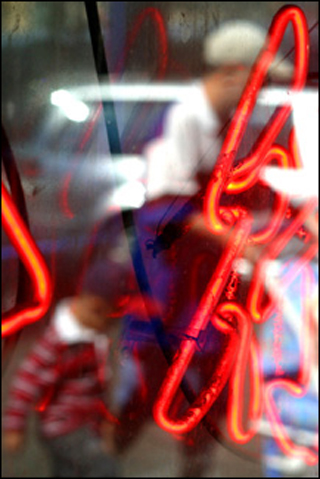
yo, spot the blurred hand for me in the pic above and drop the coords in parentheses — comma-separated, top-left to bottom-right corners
(3, 431, 25, 452)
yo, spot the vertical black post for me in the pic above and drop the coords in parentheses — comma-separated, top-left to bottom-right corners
(84, 1, 175, 363)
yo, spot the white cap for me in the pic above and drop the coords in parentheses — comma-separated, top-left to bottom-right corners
(203, 20, 293, 80)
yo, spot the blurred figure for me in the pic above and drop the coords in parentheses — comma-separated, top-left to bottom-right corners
(117, 20, 293, 478)
(146, 20, 292, 204)
(2, 293, 121, 477)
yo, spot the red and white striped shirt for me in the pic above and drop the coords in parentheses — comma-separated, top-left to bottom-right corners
(3, 299, 113, 438)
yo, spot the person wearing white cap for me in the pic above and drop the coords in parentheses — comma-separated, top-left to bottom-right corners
(137, 21, 292, 478)
(140, 20, 295, 478)
(145, 20, 292, 203)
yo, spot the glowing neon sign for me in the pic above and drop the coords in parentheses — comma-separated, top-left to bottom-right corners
(152, 5, 318, 465)
(1, 182, 52, 337)
(1, 3, 317, 468)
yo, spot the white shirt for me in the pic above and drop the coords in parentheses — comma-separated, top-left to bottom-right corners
(145, 82, 222, 199)
(52, 298, 111, 380)
(261, 89, 319, 205)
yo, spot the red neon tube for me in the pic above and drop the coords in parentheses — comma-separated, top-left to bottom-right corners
(115, 7, 168, 79)
(217, 303, 263, 444)
(265, 379, 318, 466)
(2, 182, 52, 336)
(153, 212, 252, 434)
(153, 6, 315, 444)
(262, 258, 318, 465)
(264, 266, 318, 465)
(205, 6, 309, 235)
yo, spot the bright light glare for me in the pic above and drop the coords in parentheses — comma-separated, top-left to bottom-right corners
(55, 84, 196, 104)
(261, 167, 318, 199)
(50, 89, 90, 122)
(114, 157, 146, 180)
(112, 182, 146, 209)
(261, 89, 318, 201)
(257, 87, 293, 107)
(257, 87, 316, 108)
(94, 181, 146, 218)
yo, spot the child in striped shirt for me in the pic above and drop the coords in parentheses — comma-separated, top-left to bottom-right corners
(3, 293, 121, 477)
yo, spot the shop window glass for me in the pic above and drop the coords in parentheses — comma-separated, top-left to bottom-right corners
(2, 2, 318, 477)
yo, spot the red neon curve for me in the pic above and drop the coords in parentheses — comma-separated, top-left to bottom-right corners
(265, 379, 318, 466)
(153, 318, 239, 434)
(115, 7, 168, 79)
(216, 303, 263, 444)
(153, 7, 318, 464)
(115, 7, 169, 151)
(153, 212, 252, 434)
(265, 265, 318, 465)
(2, 182, 52, 337)
(204, 6, 309, 236)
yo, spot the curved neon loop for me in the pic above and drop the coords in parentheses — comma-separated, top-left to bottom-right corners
(153, 7, 318, 465)
(216, 303, 263, 444)
(153, 325, 239, 434)
(265, 266, 318, 465)
(2, 182, 52, 337)
(153, 213, 252, 434)
(115, 7, 168, 79)
(205, 6, 309, 235)
(265, 379, 318, 466)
